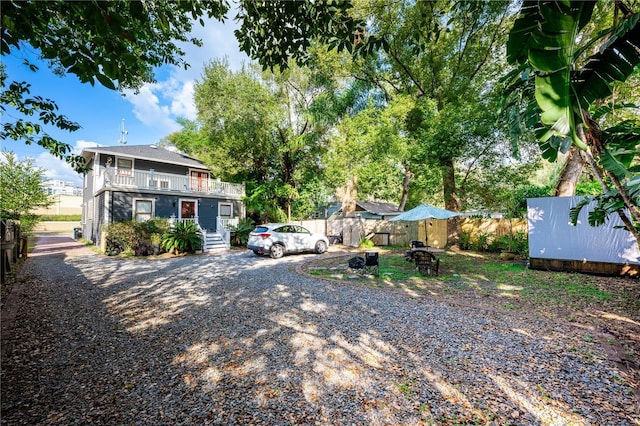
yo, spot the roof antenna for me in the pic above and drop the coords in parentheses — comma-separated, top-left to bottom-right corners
(118, 118, 128, 145)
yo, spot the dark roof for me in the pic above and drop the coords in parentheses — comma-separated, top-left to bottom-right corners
(81, 144, 207, 169)
(356, 200, 402, 215)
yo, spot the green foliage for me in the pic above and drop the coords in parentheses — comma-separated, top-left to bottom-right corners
(171, 60, 337, 222)
(234, 0, 371, 71)
(460, 230, 528, 256)
(230, 218, 255, 246)
(0, 68, 87, 172)
(359, 238, 375, 249)
(2, 1, 228, 90)
(0, 151, 53, 233)
(504, 1, 640, 241)
(459, 232, 472, 250)
(161, 221, 202, 254)
(488, 232, 529, 256)
(103, 219, 170, 256)
(103, 222, 138, 256)
(471, 232, 490, 252)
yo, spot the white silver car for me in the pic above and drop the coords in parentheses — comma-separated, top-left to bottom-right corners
(247, 223, 329, 259)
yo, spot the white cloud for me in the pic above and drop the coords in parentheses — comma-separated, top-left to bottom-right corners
(169, 80, 197, 119)
(123, 17, 251, 133)
(179, 15, 251, 77)
(34, 140, 99, 186)
(123, 85, 182, 134)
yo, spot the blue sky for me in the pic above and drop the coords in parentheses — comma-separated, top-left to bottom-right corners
(2, 17, 249, 186)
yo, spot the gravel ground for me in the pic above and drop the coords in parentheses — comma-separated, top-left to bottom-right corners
(1, 235, 638, 425)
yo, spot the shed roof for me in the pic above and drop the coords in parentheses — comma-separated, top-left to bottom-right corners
(356, 200, 402, 215)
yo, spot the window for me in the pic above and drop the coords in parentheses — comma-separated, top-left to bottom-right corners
(87, 199, 94, 221)
(219, 203, 233, 218)
(149, 179, 169, 189)
(134, 199, 153, 222)
(117, 158, 133, 176)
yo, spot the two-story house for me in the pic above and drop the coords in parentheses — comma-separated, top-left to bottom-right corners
(80, 144, 245, 251)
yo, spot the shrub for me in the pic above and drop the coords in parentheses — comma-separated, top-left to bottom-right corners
(471, 232, 490, 252)
(459, 232, 472, 250)
(359, 238, 375, 249)
(162, 221, 202, 254)
(230, 218, 254, 246)
(104, 222, 138, 255)
(487, 232, 529, 256)
(103, 218, 171, 256)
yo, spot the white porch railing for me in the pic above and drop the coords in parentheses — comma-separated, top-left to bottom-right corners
(170, 216, 237, 250)
(219, 217, 239, 230)
(217, 217, 230, 249)
(97, 168, 245, 198)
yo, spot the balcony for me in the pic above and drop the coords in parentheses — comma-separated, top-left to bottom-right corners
(94, 168, 245, 198)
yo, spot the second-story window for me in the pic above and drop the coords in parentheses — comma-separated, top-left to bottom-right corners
(117, 158, 133, 176)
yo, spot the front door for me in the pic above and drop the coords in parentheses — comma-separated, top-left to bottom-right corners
(190, 171, 209, 192)
(180, 200, 197, 220)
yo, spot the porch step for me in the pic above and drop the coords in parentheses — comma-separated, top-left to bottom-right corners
(203, 231, 227, 252)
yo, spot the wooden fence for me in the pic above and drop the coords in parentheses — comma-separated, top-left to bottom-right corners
(273, 217, 528, 249)
(1, 220, 26, 285)
(461, 218, 528, 240)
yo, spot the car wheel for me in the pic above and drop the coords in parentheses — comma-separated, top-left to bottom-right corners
(270, 244, 284, 259)
(315, 240, 327, 254)
(252, 250, 261, 256)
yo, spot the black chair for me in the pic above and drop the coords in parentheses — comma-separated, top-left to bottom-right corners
(362, 252, 379, 276)
(413, 251, 439, 276)
(410, 240, 426, 248)
(406, 240, 426, 261)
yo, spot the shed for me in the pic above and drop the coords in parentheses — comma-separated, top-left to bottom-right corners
(328, 200, 402, 220)
(527, 196, 640, 276)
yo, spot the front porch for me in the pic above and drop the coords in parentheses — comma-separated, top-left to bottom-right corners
(173, 217, 240, 252)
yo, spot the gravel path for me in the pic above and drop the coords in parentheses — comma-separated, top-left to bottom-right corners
(1, 235, 638, 425)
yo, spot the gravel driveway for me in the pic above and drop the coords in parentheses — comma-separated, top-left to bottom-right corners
(1, 235, 637, 425)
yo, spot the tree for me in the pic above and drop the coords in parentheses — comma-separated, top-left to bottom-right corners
(0, 151, 52, 233)
(343, 1, 518, 242)
(234, 0, 371, 71)
(503, 0, 640, 243)
(169, 60, 336, 222)
(1, 0, 228, 171)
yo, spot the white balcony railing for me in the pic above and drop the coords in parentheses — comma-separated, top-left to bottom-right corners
(96, 168, 244, 198)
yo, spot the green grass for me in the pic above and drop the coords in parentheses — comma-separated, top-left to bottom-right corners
(38, 214, 82, 221)
(305, 248, 636, 321)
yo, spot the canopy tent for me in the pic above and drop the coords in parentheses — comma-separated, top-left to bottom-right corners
(389, 204, 460, 222)
(389, 204, 460, 247)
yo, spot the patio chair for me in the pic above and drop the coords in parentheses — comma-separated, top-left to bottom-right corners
(413, 251, 439, 276)
(406, 240, 426, 261)
(362, 252, 380, 276)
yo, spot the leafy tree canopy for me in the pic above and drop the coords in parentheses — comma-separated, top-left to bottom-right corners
(1, 0, 228, 172)
(0, 151, 53, 233)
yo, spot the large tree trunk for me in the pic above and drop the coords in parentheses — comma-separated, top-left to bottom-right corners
(442, 158, 461, 246)
(398, 167, 412, 212)
(554, 145, 584, 196)
(579, 112, 640, 247)
(338, 175, 358, 217)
